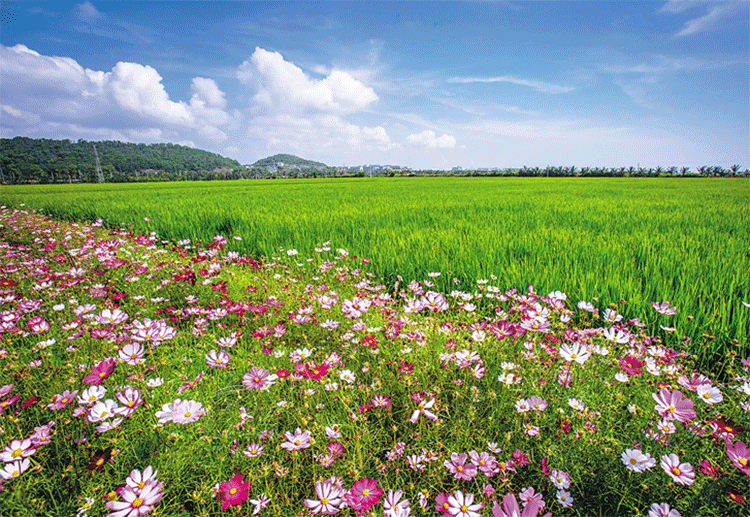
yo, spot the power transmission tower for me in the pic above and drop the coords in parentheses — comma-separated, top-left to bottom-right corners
(93, 145, 104, 183)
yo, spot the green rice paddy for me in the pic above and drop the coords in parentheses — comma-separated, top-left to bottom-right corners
(2, 177, 747, 363)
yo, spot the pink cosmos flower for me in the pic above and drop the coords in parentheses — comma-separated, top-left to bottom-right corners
(114, 387, 143, 418)
(651, 301, 677, 315)
(170, 400, 206, 424)
(383, 489, 410, 517)
(660, 453, 695, 485)
(435, 492, 452, 514)
(126, 466, 159, 492)
(556, 490, 574, 508)
(83, 358, 116, 385)
(444, 452, 478, 481)
(409, 398, 438, 423)
(649, 502, 681, 517)
(29, 421, 55, 446)
(527, 396, 547, 411)
(303, 477, 344, 515)
(96, 308, 128, 325)
(118, 343, 145, 366)
(345, 478, 382, 513)
(46, 390, 78, 410)
(491, 491, 551, 517)
(243, 443, 264, 458)
(695, 384, 723, 405)
(281, 428, 311, 452)
(242, 367, 277, 390)
(205, 349, 231, 368)
(105, 481, 164, 517)
(219, 473, 250, 510)
(446, 490, 482, 517)
(725, 440, 750, 477)
(652, 388, 696, 422)
(0, 438, 36, 463)
(469, 450, 498, 477)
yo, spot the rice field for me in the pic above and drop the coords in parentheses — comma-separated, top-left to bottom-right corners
(1, 177, 747, 365)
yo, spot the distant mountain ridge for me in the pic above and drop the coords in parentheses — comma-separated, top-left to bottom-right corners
(252, 154, 327, 168)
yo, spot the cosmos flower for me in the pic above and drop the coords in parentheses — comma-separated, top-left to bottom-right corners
(219, 473, 250, 510)
(661, 454, 695, 485)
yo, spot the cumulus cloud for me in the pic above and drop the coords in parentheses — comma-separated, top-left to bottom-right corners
(0, 44, 229, 142)
(406, 130, 456, 149)
(237, 47, 378, 114)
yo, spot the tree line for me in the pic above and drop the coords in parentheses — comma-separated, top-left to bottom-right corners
(0, 136, 745, 184)
(0, 137, 243, 184)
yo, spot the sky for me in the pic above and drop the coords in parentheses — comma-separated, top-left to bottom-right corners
(1, 1, 748, 170)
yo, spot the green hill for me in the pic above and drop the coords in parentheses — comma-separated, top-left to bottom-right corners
(0, 136, 243, 183)
(252, 154, 326, 168)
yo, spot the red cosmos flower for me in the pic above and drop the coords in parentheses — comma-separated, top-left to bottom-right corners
(83, 358, 116, 385)
(700, 459, 723, 479)
(0, 278, 17, 288)
(730, 492, 747, 504)
(219, 473, 250, 510)
(618, 355, 644, 375)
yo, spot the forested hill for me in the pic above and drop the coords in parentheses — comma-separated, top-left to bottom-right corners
(0, 137, 243, 183)
(252, 154, 326, 168)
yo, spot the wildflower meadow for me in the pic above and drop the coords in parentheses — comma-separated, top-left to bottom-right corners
(0, 204, 749, 517)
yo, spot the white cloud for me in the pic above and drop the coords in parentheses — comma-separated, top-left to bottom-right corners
(109, 62, 193, 124)
(406, 130, 456, 149)
(667, 2, 741, 37)
(0, 44, 230, 143)
(447, 75, 574, 94)
(238, 47, 378, 115)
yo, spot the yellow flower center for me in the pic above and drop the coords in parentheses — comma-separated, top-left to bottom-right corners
(362, 489, 369, 497)
(132, 497, 143, 508)
(230, 488, 237, 495)
(740, 458, 748, 467)
(321, 497, 329, 505)
(11, 449, 22, 458)
(184, 411, 192, 418)
(461, 505, 469, 512)
(671, 467, 682, 476)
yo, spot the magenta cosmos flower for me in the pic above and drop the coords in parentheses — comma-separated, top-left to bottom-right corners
(83, 358, 117, 385)
(219, 473, 250, 510)
(344, 478, 382, 512)
(652, 388, 696, 422)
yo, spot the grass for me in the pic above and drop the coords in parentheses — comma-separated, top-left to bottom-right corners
(0, 206, 748, 517)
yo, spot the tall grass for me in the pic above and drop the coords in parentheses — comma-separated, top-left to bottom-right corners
(2, 177, 747, 365)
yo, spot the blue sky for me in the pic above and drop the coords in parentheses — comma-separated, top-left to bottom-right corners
(1, 1, 747, 169)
